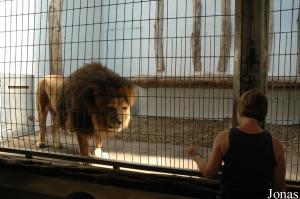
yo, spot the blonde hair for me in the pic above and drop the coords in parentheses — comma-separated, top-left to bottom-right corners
(237, 89, 268, 122)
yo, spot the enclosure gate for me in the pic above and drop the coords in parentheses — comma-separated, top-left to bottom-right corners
(0, 0, 299, 183)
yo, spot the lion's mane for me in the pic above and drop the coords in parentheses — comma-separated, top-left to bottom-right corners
(57, 63, 135, 134)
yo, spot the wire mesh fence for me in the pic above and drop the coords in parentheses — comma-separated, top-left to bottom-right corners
(267, 0, 300, 181)
(0, 0, 299, 182)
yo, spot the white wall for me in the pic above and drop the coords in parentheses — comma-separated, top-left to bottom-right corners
(0, 0, 36, 135)
(32, 0, 236, 76)
(31, 0, 300, 77)
(0, 0, 35, 75)
(0, 74, 34, 139)
(137, 87, 233, 119)
(137, 87, 300, 125)
(0, 0, 297, 77)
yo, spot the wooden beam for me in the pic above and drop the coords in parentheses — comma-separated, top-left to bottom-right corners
(268, 0, 274, 72)
(132, 75, 233, 89)
(255, 0, 269, 94)
(48, 0, 63, 75)
(232, 0, 244, 127)
(192, 0, 202, 72)
(154, 0, 165, 72)
(233, 0, 270, 127)
(217, 0, 231, 73)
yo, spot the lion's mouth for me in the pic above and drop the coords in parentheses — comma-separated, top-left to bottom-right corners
(107, 125, 122, 132)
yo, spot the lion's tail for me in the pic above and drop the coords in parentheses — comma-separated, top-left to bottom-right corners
(34, 77, 50, 123)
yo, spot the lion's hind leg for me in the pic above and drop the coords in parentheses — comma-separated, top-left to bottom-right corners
(50, 109, 62, 149)
(36, 81, 50, 148)
(36, 109, 48, 148)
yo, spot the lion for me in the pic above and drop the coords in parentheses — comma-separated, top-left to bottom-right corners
(36, 63, 136, 157)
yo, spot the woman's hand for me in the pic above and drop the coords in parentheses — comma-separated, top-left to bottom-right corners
(187, 144, 198, 157)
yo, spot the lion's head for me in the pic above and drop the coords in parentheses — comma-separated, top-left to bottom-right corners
(57, 63, 136, 135)
(93, 84, 136, 133)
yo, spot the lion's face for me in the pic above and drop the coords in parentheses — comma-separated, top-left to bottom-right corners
(93, 85, 135, 133)
(105, 97, 132, 132)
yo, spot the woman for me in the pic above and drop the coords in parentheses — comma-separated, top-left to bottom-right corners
(188, 89, 285, 199)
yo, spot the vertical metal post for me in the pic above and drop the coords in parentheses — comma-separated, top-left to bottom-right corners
(233, 0, 270, 127)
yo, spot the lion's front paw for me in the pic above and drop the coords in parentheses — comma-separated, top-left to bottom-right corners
(101, 152, 110, 159)
(94, 148, 102, 158)
(95, 148, 110, 159)
(36, 141, 47, 148)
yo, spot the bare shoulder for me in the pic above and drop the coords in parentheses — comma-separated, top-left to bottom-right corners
(271, 136, 286, 191)
(217, 130, 229, 138)
(214, 129, 230, 155)
(215, 130, 229, 143)
(271, 136, 285, 167)
(272, 137, 285, 155)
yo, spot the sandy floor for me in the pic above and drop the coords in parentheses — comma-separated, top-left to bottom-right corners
(121, 116, 300, 151)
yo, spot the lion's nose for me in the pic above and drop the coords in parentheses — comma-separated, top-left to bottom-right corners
(115, 120, 121, 125)
(112, 116, 121, 125)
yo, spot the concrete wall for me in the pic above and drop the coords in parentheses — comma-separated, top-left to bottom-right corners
(0, 74, 34, 139)
(0, 0, 35, 75)
(0, 0, 298, 77)
(31, 0, 300, 77)
(136, 87, 300, 125)
(33, 0, 236, 76)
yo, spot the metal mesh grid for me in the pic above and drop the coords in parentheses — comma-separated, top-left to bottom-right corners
(267, 0, 300, 181)
(0, 0, 298, 182)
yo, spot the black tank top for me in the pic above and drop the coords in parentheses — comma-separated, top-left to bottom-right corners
(221, 128, 277, 199)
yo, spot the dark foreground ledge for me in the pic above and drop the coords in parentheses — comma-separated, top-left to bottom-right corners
(0, 154, 299, 199)
(0, 154, 219, 199)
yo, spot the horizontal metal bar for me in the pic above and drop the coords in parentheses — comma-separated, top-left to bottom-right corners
(1, 147, 299, 188)
(0, 147, 202, 177)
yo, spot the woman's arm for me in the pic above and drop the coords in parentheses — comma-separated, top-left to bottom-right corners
(272, 137, 286, 191)
(188, 145, 207, 173)
(188, 131, 228, 178)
